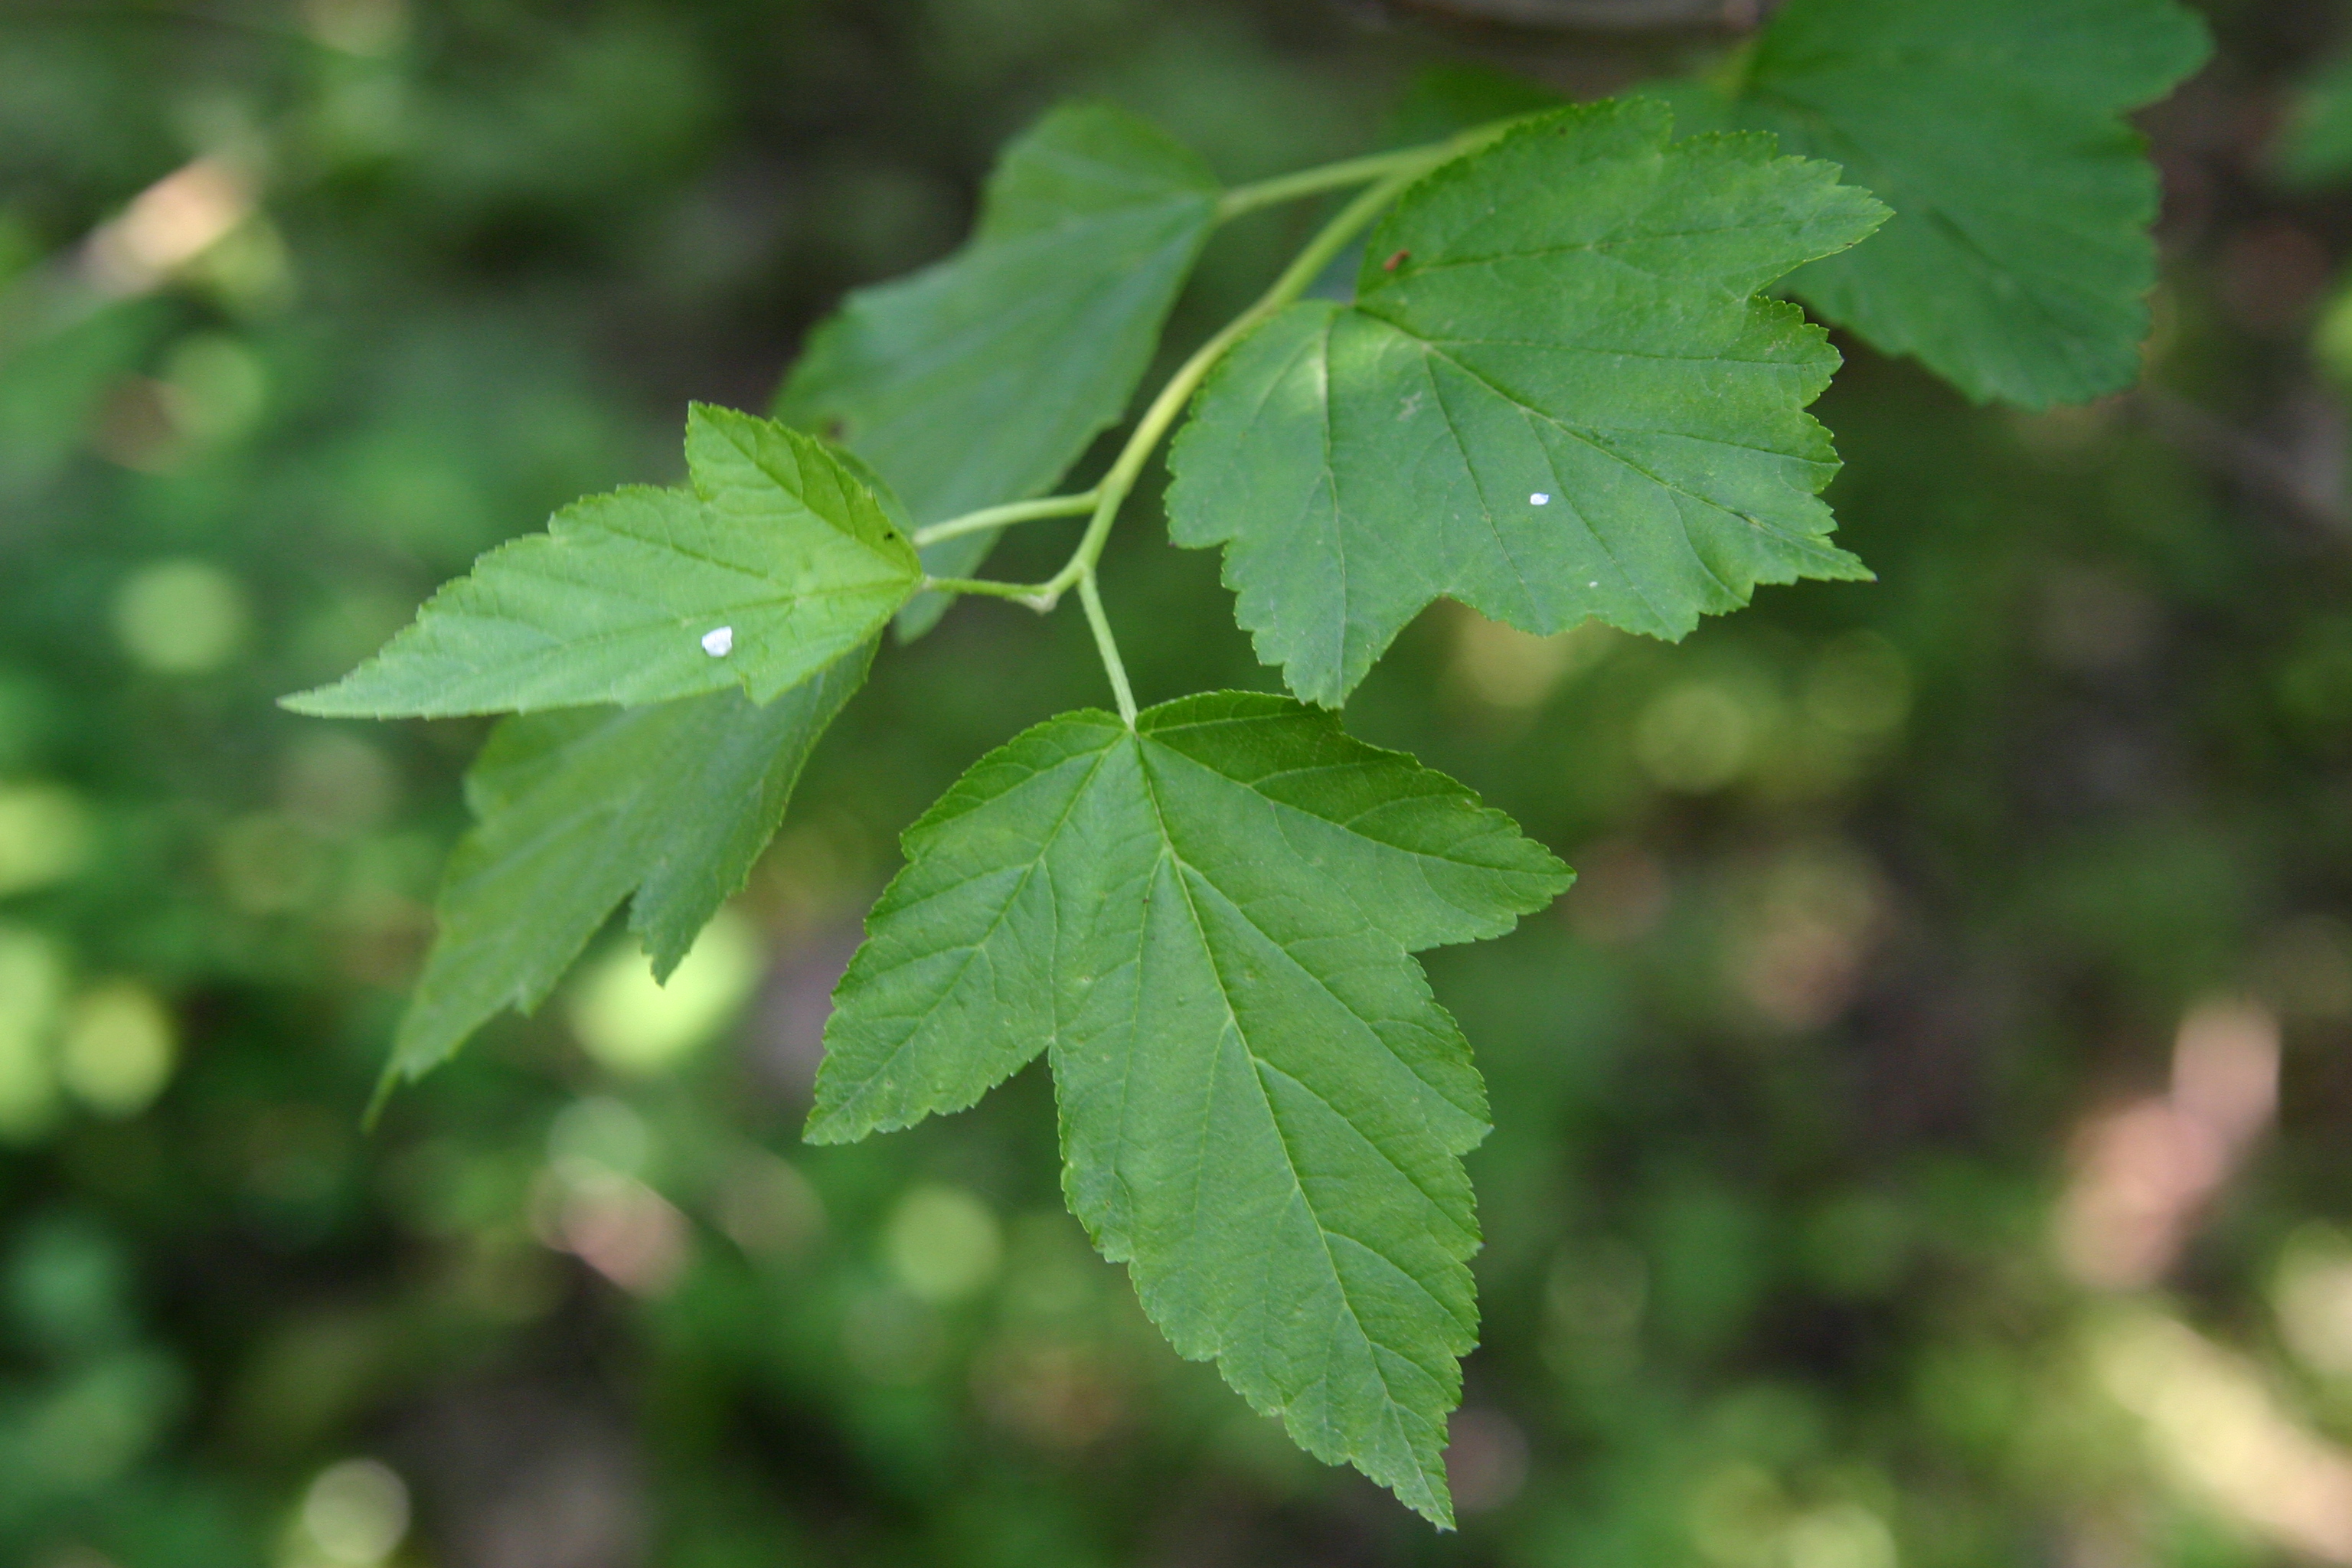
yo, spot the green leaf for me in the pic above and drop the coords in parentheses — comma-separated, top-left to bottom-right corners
(775, 101, 1221, 633)
(387, 640, 873, 1085)
(285, 405, 917, 717)
(808, 691, 1570, 1524)
(1659, 0, 2210, 407)
(1166, 100, 1886, 708)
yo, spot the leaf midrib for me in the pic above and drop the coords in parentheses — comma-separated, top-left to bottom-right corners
(1129, 739, 1450, 1513)
(1420, 332, 1831, 557)
(1134, 741, 1471, 1252)
(1141, 719, 1560, 939)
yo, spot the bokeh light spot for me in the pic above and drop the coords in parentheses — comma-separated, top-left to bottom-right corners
(2276, 1224, 2352, 1380)
(161, 333, 267, 446)
(113, 559, 250, 675)
(0, 784, 93, 897)
(885, 1184, 1003, 1304)
(57, 982, 176, 1119)
(1448, 609, 1612, 711)
(547, 1096, 651, 1178)
(1782, 1503, 1898, 1568)
(567, 910, 763, 1074)
(717, 1149, 825, 1262)
(1636, 681, 1756, 793)
(298, 1458, 410, 1566)
(1803, 631, 1911, 738)
(0, 926, 66, 1140)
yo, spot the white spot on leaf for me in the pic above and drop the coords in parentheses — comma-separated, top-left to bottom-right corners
(1530, 493, 1551, 506)
(701, 626, 734, 658)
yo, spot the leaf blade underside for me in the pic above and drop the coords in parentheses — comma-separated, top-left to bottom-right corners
(1167, 98, 1886, 707)
(775, 101, 1222, 634)
(1660, 0, 2211, 407)
(808, 691, 1570, 1525)
(386, 640, 873, 1084)
(285, 406, 916, 717)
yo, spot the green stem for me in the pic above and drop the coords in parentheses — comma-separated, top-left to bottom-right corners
(928, 116, 1515, 706)
(1076, 571, 1136, 724)
(911, 489, 1099, 547)
(921, 574, 1053, 606)
(1031, 151, 1459, 609)
(1215, 142, 1458, 221)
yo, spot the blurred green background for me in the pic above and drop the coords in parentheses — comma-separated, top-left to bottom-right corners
(8, 0, 2352, 1563)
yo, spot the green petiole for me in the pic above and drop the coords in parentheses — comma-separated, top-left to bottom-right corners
(1076, 572, 1136, 724)
(920, 118, 1514, 718)
(1214, 140, 1465, 221)
(911, 489, 1099, 547)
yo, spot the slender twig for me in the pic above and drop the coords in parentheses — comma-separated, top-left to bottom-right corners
(912, 490, 1099, 547)
(926, 116, 1514, 711)
(1216, 142, 1462, 222)
(954, 142, 1489, 610)
(921, 575, 1054, 609)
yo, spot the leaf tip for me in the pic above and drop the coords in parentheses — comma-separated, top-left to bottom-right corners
(361, 1065, 400, 1132)
(277, 671, 468, 720)
(1381, 1446, 1459, 1530)
(278, 679, 368, 718)
(1537, 855, 1578, 902)
(799, 1103, 861, 1147)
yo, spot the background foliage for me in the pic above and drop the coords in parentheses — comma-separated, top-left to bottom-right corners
(6, 0, 2352, 1563)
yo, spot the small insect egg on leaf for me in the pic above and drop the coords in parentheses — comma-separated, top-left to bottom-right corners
(701, 626, 734, 658)
(1530, 493, 1551, 506)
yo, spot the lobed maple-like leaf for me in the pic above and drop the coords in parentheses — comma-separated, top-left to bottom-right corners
(808, 691, 1570, 1524)
(1166, 99, 1886, 707)
(286, 406, 916, 717)
(776, 102, 1221, 634)
(386, 642, 872, 1085)
(1660, 0, 2210, 407)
